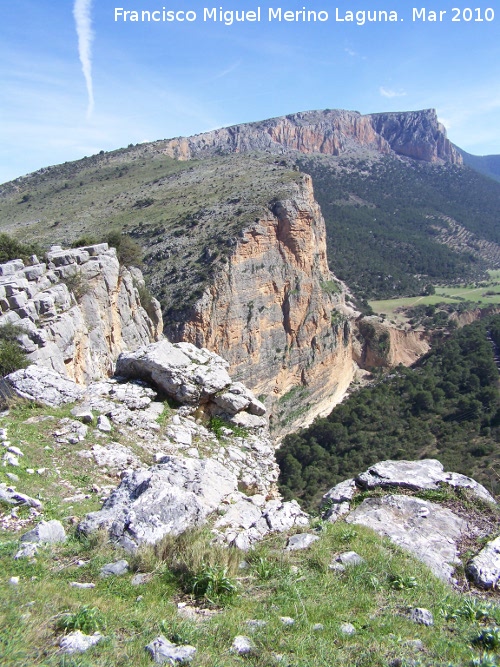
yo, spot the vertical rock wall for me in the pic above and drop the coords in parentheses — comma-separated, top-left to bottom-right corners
(167, 175, 355, 436)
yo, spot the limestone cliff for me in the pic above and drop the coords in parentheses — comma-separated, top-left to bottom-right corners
(166, 174, 355, 437)
(157, 108, 462, 165)
(0, 244, 162, 383)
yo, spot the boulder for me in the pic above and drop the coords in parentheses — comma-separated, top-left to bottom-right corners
(100, 559, 129, 577)
(466, 536, 500, 589)
(78, 456, 238, 549)
(115, 340, 232, 405)
(145, 635, 196, 663)
(6, 366, 85, 406)
(286, 533, 320, 551)
(20, 520, 66, 544)
(346, 494, 466, 581)
(355, 459, 495, 504)
(59, 631, 103, 655)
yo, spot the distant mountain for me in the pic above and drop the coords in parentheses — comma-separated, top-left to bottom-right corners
(457, 147, 500, 182)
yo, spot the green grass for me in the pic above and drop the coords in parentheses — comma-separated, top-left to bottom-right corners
(2, 519, 498, 666)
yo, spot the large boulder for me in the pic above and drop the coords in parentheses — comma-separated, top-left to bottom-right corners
(6, 366, 85, 406)
(78, 456, 238, 550)
(346, 494, 467, 581)
(115, 340, 232, 405)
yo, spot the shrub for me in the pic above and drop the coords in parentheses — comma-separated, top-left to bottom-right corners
(106, 232, 143, 267)
(190, 563, 238, 603)
(56, 606, 106, 634)
(0, 324, 28, 376)
(0, 233, 42, 264)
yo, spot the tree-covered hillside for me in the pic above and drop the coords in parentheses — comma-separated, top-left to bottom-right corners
(278, 317, 500, 510)
(300, 155, 500, 300)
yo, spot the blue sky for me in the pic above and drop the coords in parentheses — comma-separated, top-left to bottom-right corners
(1, 0, 499, 183)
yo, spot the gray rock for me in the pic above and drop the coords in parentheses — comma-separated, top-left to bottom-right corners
(264, 499, 309, 532)
(97, 415, 112, 432)
(9, 576, 20, 586)
(145, 635, 196, 663)
(70, 582, 96, 589)
(79, 456, 237, 549)
(246, 619, 267, 630)
(286, 533, 320, 551)
(100, 559, 129, 577)
(409, 608, 433, 626)
(14, 543, 39, 559)
(59, 630, 103, 654)
(116, 340, 232, 405)
(466, 535, 500, 589)
(335, 551, 365, 567)
(280, 616, 295, 625)
(312, 623, 324, 631)
(131, 572, 152, 586)
(70, 406, 94, 423)
(356, 459, 495, 504)
(7, 366, 85, 406)
(340, 622, 356, 635)
(346, 494, 466, 581)
(20, 520, 66, 544)
(230, 635, 254, 655)
(2, 452, 19, 466)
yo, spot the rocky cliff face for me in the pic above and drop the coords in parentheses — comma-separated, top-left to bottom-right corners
(0, 244, 162, 383)
(158, 108, 462, 165)
(354, 317, 431, 369)
(166, 175, 355, 436)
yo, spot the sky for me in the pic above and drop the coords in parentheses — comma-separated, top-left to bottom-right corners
(1, 0, 500, 183)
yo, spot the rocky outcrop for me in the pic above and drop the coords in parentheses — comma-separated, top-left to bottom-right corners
(167, 175, 355, 436)
(321, 460, 497, 583)
(0, 244, 162, 383)
(158, 108, 462, 165)
(354, 316, 430, 370)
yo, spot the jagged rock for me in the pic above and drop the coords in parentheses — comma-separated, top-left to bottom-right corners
(59, 631, 103, 654)
(20, 519, 66, 544)
(286, 533, 320, 551)
(97, 415, 112, 432)
(0, 245, 162, 385)
(231, 636, 254, 655)
(145, 635, 196, 663)
(264, 499, 309, 532)
(346, 495, 466, 581)
(100, 559, 129, 577)
(409, 608, 434, 626)
(79, 442, 141, 473)
(14, 543, 39, 559)
(355, 459, 495, 504)
(78, 456, 238, 549)
(116, 340, 232, 405)
(466, 536, 500, 589)
(70, 406, 94, 423)
(6, 366, 85, 406)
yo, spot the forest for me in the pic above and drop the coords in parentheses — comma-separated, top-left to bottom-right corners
(277, 316, 500, 510)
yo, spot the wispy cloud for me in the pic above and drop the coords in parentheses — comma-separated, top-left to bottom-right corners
(73, 0, 94, 118)
(379, 87, 407, 98)
(211, 61, 241, 81)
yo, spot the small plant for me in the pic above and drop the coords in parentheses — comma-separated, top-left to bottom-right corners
(61, 271, 90, 300)
(190, 563, 238, 603)
(472, 628, 500, 651)
(471, 654, 498, 667)
(441, 598, 498, 622)
(389, 574, 418, 590)
(56, 606, 106, 634)
(338, 527, 357, 543)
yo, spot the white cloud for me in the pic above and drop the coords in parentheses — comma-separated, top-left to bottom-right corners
(73, 0, 94, 118)
(379, 87, 407, 99)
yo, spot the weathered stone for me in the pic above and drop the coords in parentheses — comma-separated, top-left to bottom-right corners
(334, 551, 365, 568)
(14, 543, 39, 559)
(356, 459, 495, 504)
(466, 536, 500, 589)
(70, 582, 95, 589)
(7, 366, 85, 406)
(70, 406, 94, 423)
(79, 456, 237, 549)
(286, 533, 320, 551)
(230, 635, 254, 655)
(145, 635, 196, 663)
(59, 631, 103, 654)
(100, 559, 129, 577)
(409, 608, 433, 626)
(280, 616, 295, 626)
(20, 520, 66, 544)
(97, 415, 112, 432)
(340, 623, 356, 635)
(264, 500, 310, 532)
(116, 340, 232, 405)
(346, 495, 466, 581)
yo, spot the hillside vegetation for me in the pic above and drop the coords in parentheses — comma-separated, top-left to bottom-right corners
(278, 316, 500, 510)
(300, 155, 500, 301)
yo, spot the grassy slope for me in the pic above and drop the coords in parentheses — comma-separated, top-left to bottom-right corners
(1, 403, 500, 666)
(0, 149, 300, 319)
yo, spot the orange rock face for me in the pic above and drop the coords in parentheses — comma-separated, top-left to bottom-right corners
(169, 175, 355, 437)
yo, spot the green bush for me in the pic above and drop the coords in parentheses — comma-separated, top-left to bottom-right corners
(106, 232, 143, 267)
(0, 233, 42, 264)
(56, 605, 106, 634)
(0, 324, 28, 376)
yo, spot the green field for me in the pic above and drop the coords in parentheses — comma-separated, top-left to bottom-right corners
(369, 271, 500, 322)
